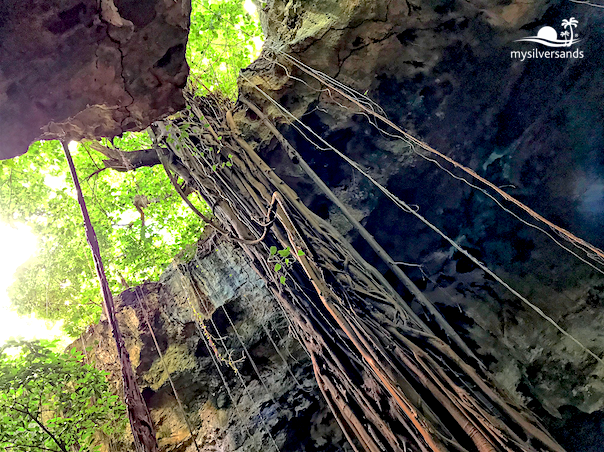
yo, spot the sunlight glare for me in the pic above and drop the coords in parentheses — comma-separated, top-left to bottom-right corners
(68, 140, 79, 154)
(118, 209, 141, 225)
(243, 0, 257, 16)
(0, 223, 64, 346)
(44, 173, 67, 191)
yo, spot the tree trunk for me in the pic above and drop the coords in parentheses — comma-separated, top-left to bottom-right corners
(148, 91, 565, 452)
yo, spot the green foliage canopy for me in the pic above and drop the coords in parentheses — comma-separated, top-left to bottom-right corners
(0, 339, 126, 452)
(0, 0, 263, 338)
(187, 0, 263, 96)
(1, 137, 206, 337)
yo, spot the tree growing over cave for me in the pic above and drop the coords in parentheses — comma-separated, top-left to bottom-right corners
(1, 0, 602, 451)
(0, 0, 262, 337)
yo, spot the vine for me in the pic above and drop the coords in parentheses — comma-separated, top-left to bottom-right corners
(148, 89, 565, 452)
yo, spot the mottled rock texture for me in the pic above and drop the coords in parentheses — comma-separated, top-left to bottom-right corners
(0, 0, 190, 160)
(73, 237, 350, 452)
(236, 0, 604, 449)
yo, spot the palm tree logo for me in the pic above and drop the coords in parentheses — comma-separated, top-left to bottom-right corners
(514, 17, 581, 47)
(561, 17, 578, 47)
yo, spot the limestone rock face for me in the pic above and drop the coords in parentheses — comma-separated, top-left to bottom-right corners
(73, 237, 350, 452)
(0, 0, 191, 160)
(238, 0, 604, 449)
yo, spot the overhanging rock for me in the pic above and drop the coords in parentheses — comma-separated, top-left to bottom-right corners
(0, 0, 191, 160)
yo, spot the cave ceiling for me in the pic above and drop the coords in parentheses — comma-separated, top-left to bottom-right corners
(0, 0, 191, 160)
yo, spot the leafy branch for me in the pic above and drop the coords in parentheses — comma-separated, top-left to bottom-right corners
(0, 340, 126, 452)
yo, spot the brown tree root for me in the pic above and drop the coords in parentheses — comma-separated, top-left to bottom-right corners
(148, 91, 565, 452)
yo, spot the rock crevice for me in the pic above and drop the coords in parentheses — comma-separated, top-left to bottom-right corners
(0, 0, 191, 160)
(73, 237, 351, 452)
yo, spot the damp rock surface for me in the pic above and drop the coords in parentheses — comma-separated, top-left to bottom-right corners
(238, 0, 604, 449)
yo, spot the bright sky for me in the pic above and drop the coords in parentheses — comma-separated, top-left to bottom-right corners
(0, 223, 65, 346)
(243, 0, 256, 15)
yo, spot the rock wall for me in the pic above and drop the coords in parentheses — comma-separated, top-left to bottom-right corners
(237, 0, 604, 449)
(73, 236, 350, 452)
(0, 0, 191, 160)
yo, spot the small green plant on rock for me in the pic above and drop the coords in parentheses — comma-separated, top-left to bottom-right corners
(269, 246, 305, 285)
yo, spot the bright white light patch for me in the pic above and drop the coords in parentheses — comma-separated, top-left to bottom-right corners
(0, 223, 64, 346)
(243, 0, 257, 16)
(252, 36, 264, 49)
(68, 140, 79, 154)
(44, 173, 66, 191)
(119, 209, 141, 225)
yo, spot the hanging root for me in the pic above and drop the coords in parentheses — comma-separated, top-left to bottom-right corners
(152, 91, 566, 452)
(238, 69, 604, 368)
(276, 52, 604, 268)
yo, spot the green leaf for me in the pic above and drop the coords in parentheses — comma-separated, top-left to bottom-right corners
(274, 263, 282, 272)
(0, 339, 127, 451)
(185, 0, 263, 98)
(0, 0, 263, 368)
(1, 137, 206, 336)
(269, 246, 277, 256)
(297, 249, 306, 256)
(278, 248, 290, 258)
(280, 275, 286, 285)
